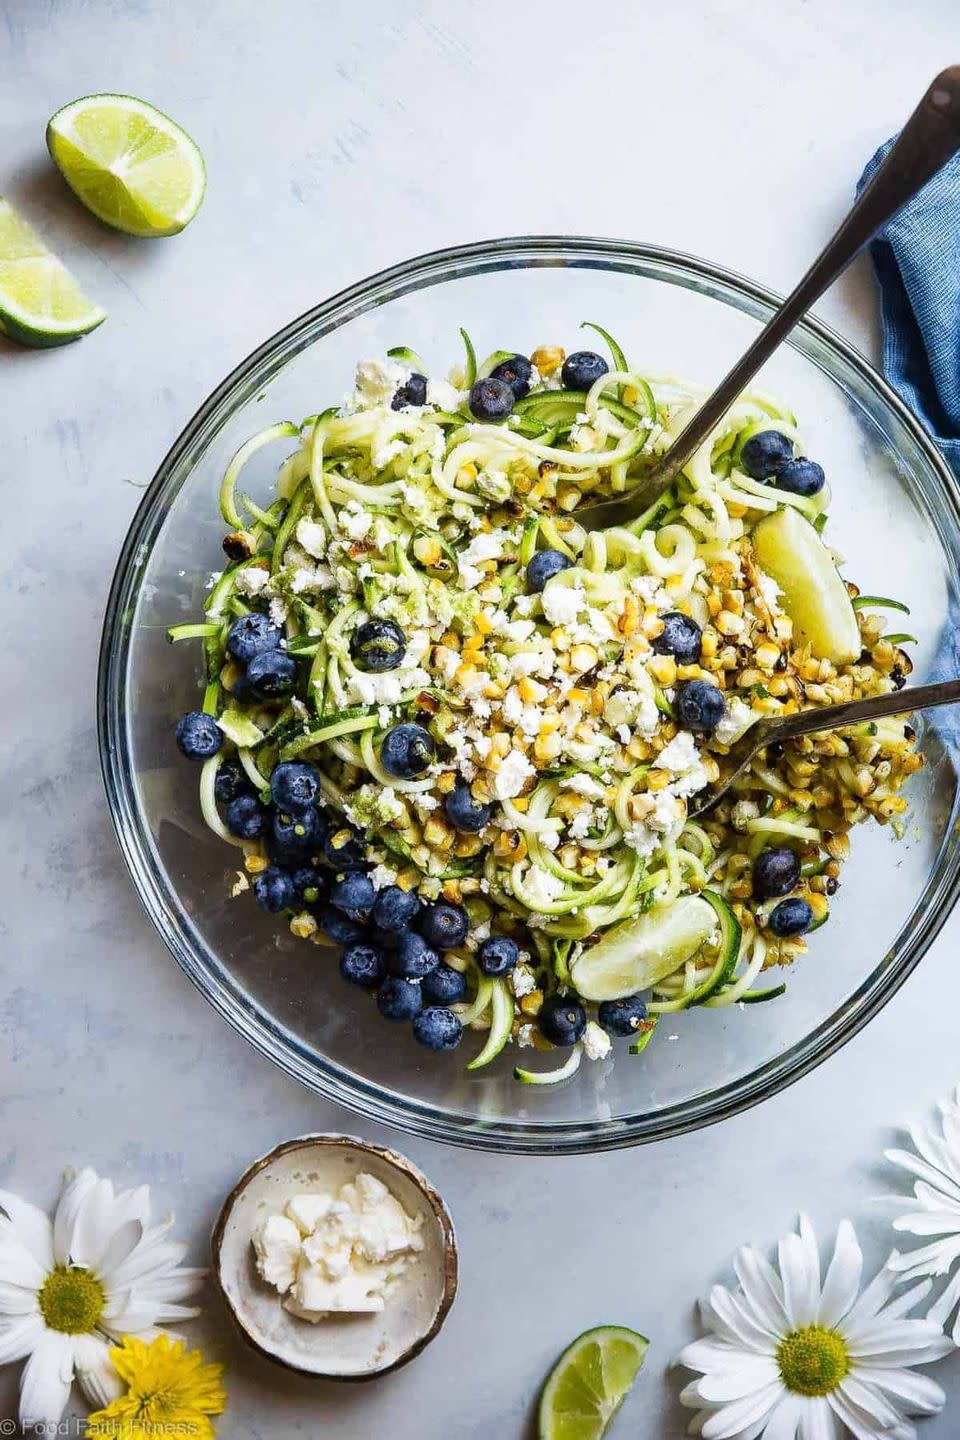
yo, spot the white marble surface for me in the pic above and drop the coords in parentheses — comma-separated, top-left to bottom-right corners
(3, 1, 960, 1434)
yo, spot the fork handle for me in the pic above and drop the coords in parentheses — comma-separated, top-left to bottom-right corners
(647, 67, 960, 496)
(756, 677, 960, 746)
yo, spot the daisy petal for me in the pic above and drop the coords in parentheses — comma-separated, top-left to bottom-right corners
(68, 1178, 122, 1269)
(18, 1329, 74, 1428)
(700, 1381, 784, 1439)
(0, 1189, 54, 1272)
(677, 1337, 749, 1372)
(838, 1373, 902, 1428)
(798, 1395, 838, 1440)
(0, 1238, 47, 1291)
(705, 1286, 778, 1355)
(96, 1219, 145, 1279)
(885, 1149, 960, 1208)
(695, 1355, 779, 1402)
(829, 1389, 902, 1440)
(73, 1332, 124, 1409)
(51, 1169, 98, 1267)
(0, 1281, 40, 1317)
(0, 1314, 44, 1365)
(926, 1266, 960, 1331)
(733, 1246, 789, 1335)
(779, 1219, 820, 1329)
(818, 1220, 862, 1328)
(762, 1395, 805, 1440)
(852, 1364, 945, 1415)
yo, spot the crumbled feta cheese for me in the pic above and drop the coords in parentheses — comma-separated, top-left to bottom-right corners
(541, 581, 584, 627)
(731, 798, 761, 832)
(269, 596, 288, 628)
(755, 569, 783, 613)
(582, 1020, 612, 1061)
(654, 729, 710, 800)
(518, 1023, 535, 1048)
(477, 467, 511, 502)
(354, 357, 410, 407)
(296, 519, 328, 558)
(713, 698, 756, 747)
(252, 1214, 301, 1293)
(522, 865, 565, 909)
(341, 502, 373, 541)
(568, 807, 597, 840)
(234, 566, 270, 596)
(426, 379, 464, 411)
(494, 750, 535, 800)
(511, 966, 536, 998)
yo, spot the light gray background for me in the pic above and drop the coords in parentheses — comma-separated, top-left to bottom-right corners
(2, 1, 960, 1434)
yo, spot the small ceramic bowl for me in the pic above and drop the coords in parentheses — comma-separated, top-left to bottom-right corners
(212, 1134, 458, 1379)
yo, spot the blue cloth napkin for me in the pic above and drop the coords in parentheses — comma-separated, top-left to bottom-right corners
(857, 142, 960, 728)
(858, 140, 960, 479)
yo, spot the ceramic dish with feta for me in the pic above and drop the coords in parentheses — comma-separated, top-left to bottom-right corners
(169, 329, 921, 1084)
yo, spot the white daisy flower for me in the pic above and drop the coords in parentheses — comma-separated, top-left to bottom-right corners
(885, 1083, 960, 1342)
(0, 1168, 204, 1428)
(677, 1214, 952, 1440)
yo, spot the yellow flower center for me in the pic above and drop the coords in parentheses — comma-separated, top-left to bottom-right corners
(777, 1324, 850, 1397)
(38, 1266, 105, 1334)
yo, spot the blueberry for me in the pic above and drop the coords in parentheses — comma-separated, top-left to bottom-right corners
(270, 760, 321, 813)
(340, 943, 387, 989)
(490, 354, 533, 400)
(598, 995, 648, 1036)
(214, 759, 247, 804)
(444, 781, 492, 833)
(318, 905, 366, 946)
(349, 619, 406, 673)
(675, 679, 726, 734)
(388, 931, 440, 980)
(412, 1006, 463, 1051)
(225, 793, 266, 839)
(391, 372, 428, 410)
(477, 935, 519, 977)
(775, 458, 826, 497)
(561, 350, 608, 392)
(323, 822, 368, 869)
(740, 429, 794, 480)
(768, 897, 814, 937)
(253, 866, 296, 913)
(380, 723, 435, 779)
(469, 376, 514, 421)
(330, 871, 376, 921)
(376, 977, 423, 1022)
(267, 806, 325, 863)
(526, 549, 573, 593)
(538, 994, 587, 1047)
(175, 711, 223, 761)
(421, 963, 469, 1005)
(753, 847, 801, 901)
(247, 648, 297, 699)
(226, 612, 282, 664)
(418, 902, 469, 951)
(372, 885, 422, 933)
(291, 865, 328, 906)
(653, 612, 702, 665)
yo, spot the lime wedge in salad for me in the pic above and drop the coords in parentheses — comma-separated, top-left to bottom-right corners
(0, 197, 105, 347)
(752, 505, 860, 664)
(570, 895, 717, 1002)
(539, 1325, 648, 1440)
(46, 94, 205, 238)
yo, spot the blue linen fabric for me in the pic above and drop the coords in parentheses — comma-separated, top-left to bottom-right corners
(858, 142, 960, 722)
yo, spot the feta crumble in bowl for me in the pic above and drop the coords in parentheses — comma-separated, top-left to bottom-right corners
(101, 239, 960, 1151)
(212, 1135, 456, 1378)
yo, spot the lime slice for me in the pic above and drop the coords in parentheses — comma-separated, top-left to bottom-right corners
(539, 1325, 648, 1440)
(46, 94, 205, 238)
(570, 895, 717, 1002)
(752, 505, 860, 664)
(0, 197, 105, 347)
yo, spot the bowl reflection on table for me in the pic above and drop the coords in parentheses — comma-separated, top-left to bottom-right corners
(98, 237, 960, 1153)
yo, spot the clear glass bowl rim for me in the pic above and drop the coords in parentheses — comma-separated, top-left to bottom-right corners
(98, 235, 960, 1154)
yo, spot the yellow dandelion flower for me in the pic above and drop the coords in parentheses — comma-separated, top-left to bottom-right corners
(85, 1334, 226, 1439)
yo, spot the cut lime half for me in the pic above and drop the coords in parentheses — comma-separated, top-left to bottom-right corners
(47, 94, 205, 238)
(539, 1325, 648, 1440)
(0, 198, 105, 348)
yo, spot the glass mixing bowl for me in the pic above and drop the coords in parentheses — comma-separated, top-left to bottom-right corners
(99, 237, 960, 1154)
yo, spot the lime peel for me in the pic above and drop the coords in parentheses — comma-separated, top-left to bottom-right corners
(0, 197, 105, 347)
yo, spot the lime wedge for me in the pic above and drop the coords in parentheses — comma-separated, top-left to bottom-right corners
(46, 94, 205, 238)
(752, 505, 860, 664)
(0, 198, 105, 348)
(570, 895, 717, 1002)
(539, 1325, 648, 1440)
